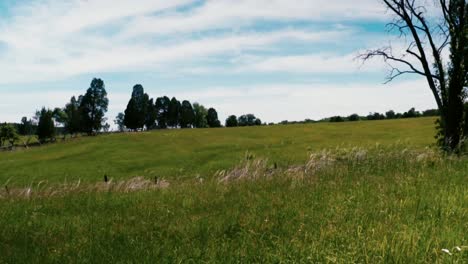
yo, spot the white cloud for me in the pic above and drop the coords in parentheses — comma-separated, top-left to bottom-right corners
(0, 0, 441, 125)
(0, 0, 388, 85)
(0, 28, 352, 84)
(238, 53, 386, 74)
(120, 0, 386, 37)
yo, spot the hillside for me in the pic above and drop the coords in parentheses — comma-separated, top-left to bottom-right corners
(1, 117, 468, 262)
(0, 117, 437, 185)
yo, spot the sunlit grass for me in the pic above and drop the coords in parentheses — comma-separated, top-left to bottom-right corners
(0, 117, 436, 185)
(1, 117, 467, 263)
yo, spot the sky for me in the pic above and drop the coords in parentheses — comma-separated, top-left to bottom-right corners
(0, 0, 438, 126)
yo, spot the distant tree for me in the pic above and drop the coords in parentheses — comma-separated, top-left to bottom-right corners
(193, 103, 208, 128)
(167, 97, 181, 128)
(124, 84, 149, 131)
(145, 98, 157, 130)
(179, 100, 195, 128)
(36, 108, 55, 143)
(80, 78, 109, 134)
(385, 110, 396, 119)
(367, 112, 385, 120)
(102, 123, 111, 133)
(403, 108, 421, 118)
(63, 96, 82, 136)
(18, 117, 34, 136)
(155, 96, 170, 129)
(348, 114, 360, 121)
(422, 109, 440, 117)
(207, 108, 221, 128)
(52, 107, 69, 139)
(114, 113, 126, 132)
(225, 115, 238, 127)
(124, 98, 138, 130)
(330, 116, 344, 122)
(53, 107, 68, 126)
(238, 115, 247, 126)
(254, 118, 262, 126)
(238, 114, 260, 126)
(0, 123, 19, 148)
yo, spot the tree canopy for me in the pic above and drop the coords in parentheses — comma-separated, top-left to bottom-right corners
(124, 84, 149, 131)
(36, 108, 55, 143)
(193, 103, 208, 128)
(179, 100, 195, 128)
(0, 123, 19, 148)
(207, 108, 221, 128)
(80, 78, 109, 134)
(167, 97, 181, 128)
(225, 115, 238, 127)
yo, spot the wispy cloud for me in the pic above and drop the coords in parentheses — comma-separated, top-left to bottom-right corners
(0, 0, 388, 84)
(0, 0, 437, 124)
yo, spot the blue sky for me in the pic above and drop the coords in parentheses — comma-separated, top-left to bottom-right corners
(0, 0, 436, 125)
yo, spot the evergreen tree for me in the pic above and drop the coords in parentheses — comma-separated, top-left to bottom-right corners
(124, 98, 138, 130)
(36, 108, 55, 143)
(124, 84, 148, 131)
(80, 78, 109, 134)
(63, 96, 82, 136)
(155, 96, 170, 129)
(193, 103, 208, 128)
(167, 97, 181, 128)
(207, 108, 221, 128)
(18, 117, 34, 136)
(145, 98, 157, 130)
(179, 100, 195, 128)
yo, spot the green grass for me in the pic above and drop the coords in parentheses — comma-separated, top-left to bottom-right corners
(1, 117, 436, 185)
(1, 117, 467, 263)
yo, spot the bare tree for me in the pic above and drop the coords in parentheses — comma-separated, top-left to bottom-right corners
(361, 0, 467, 152)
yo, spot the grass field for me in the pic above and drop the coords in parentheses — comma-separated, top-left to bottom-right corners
(1, 117, 467, 263)
(1, 117, 436, 185)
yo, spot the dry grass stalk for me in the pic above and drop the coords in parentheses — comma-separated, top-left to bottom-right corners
(0, 177, 170, 200)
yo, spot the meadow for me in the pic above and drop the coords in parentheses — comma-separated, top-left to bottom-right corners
(1, 117, 436, 185)
(1, 117, 467, 263)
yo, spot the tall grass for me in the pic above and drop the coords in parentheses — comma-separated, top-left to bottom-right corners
(1, 145, 467, 263)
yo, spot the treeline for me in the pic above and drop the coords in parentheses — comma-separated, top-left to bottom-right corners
(1, 78, 109, 148)
(0, 79, 265, 149)
(225, 114, 262, 127)
(278, 107, 440, 125)
(327, 108, 439, 123)
(116, 84, 223, 131)
(2, 76, 458, 150)
(117, 85, 265, 131)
